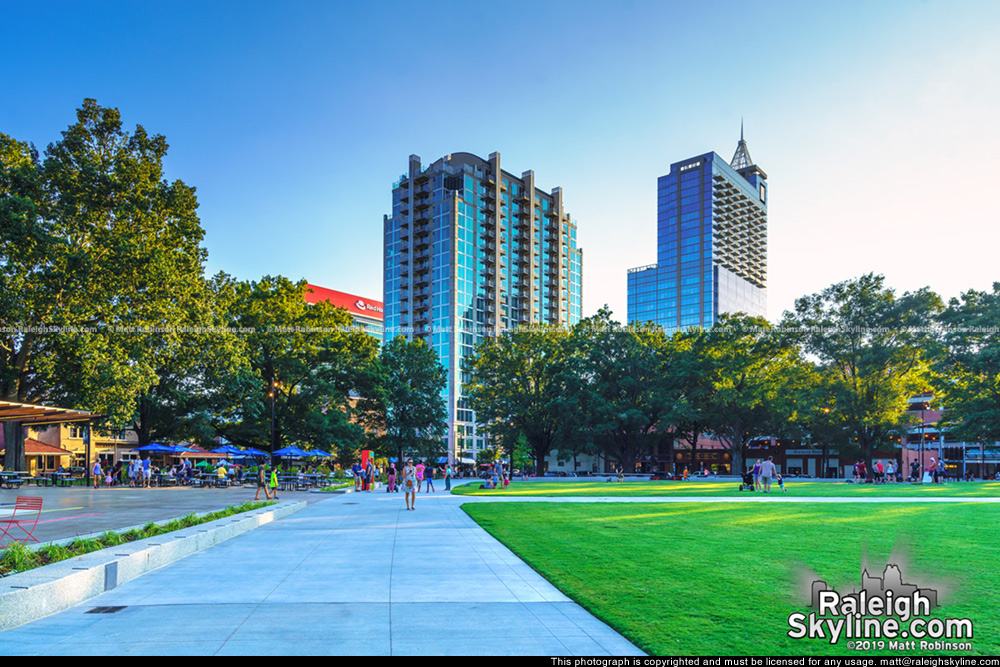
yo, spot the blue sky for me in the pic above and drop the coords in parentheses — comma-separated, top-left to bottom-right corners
(3, 0, 998, 320)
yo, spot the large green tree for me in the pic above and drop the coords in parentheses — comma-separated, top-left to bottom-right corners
(694, 314, 804, 475)
(218, 276, 378, 455)
(358, 335, 448, 465)
(128, 272, 257, 447)
(572, 308, 682, 471)
(781, 273, 941, 472)
(466, 325, 578, 474)
(1, 100, 206, 469)
(936, 283, 1000, 456)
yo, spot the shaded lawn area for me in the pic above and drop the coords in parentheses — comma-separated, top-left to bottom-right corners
(453, 479, 1000, 498)
(462, 502, 999, 656)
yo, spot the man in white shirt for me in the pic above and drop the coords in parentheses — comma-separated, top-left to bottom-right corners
(759, 456, 778, 493)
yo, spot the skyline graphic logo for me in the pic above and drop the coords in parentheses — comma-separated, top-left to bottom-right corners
(788, 559, 972, 651)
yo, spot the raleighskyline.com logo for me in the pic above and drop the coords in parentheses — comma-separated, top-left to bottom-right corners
(788, 563, 973, 651)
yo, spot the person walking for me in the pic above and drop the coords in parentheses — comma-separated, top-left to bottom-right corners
(415, 460, 425, 492)
(753, 459, 762, 491)
(92, 459, 103, 489)
(254, 464, 272, 501)
(425, 465, 435, 493)
(387, 462, 396, 493)
(759, 456, 778, 493)
(402, 458, 417, 510)
(270, 466, 280, 500)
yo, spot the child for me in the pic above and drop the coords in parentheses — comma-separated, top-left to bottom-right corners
(776, 473, 786, 493)
(502, 472, 510, 489)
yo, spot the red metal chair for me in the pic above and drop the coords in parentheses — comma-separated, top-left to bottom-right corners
(0, 496, 43, 547)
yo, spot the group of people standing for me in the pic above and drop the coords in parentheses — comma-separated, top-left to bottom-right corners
(852, 459, 899, 484)
(351, 458, 457, 510)
(351, 458, 377, 492)
(90, 457, 160, 489)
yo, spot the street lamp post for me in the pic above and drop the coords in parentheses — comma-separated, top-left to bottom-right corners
(269, 375, 278, 467)
(822, 407, 830, 479)
(919, 408, 925, 482)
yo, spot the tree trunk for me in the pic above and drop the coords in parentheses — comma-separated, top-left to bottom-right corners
(731, 446, 745, 478)
(3, 422, 26, 472)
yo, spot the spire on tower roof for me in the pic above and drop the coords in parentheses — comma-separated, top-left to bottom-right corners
(730, 120, 753, 170)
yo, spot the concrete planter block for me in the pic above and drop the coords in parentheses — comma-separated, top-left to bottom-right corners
(0, 501, 305, 631)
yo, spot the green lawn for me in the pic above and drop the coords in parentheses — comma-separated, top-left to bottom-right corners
(462, 501, 999, 655)
(453, 479, 1000, 498)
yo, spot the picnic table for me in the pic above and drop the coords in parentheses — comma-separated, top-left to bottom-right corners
(46, 472, 75, 487)
(151, 472, 180, 487)
(0, 471, 25, 490)
(278, 475, 300, 491)
(300, 474, 324, 488)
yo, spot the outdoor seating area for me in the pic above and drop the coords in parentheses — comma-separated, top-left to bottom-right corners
(1, 442, 348, 493)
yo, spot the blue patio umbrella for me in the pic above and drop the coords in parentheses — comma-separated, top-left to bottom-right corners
(272, 446, 309, 457)
(132, 443, 177, 453)
(306, 450, 332, 458)
(243, 448, 269, 457)
(213, 445, 247, 456)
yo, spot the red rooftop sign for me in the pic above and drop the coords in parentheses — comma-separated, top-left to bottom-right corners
(305, 284, 384, 320)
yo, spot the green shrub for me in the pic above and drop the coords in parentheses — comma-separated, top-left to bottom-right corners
(67, 538, 91, 555)
(98, 531, 125, 547)
(35, 544, 71, 565)
(0, 542, 38, 574)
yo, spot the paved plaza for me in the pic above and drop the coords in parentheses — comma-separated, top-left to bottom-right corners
(0, 485, 325, 544)
(0, 485, 645, 656)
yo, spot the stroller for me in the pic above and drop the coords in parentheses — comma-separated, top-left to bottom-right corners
(739, 471, 755, 491)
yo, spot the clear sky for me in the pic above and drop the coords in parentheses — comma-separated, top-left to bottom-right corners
(3, 0, 998, 321)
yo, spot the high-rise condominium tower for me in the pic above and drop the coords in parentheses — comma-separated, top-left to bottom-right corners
(384, 152, 583, 460)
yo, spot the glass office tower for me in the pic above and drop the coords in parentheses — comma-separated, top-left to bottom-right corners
(384, 152, 583, 461)
(627, 134, 767, 331)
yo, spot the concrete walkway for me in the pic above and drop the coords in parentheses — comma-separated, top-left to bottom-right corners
(0, 489, 644, 656)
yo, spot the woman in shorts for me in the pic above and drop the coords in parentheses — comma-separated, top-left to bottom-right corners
(402, 459, 417, 510)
